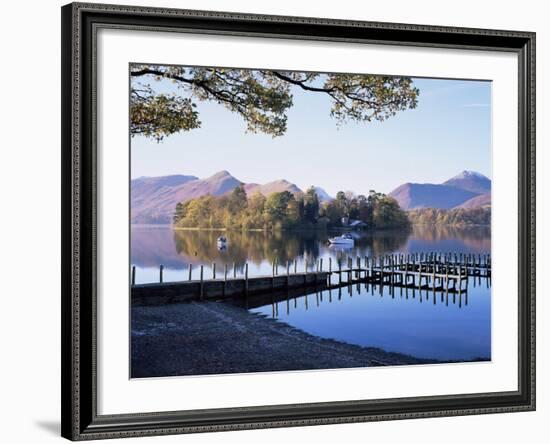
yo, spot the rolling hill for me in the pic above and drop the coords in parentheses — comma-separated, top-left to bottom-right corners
(455, 192, 491, 209)
(389, 183, 479, 210)
(131, 171, 242, 224)
(244, 180, 302, 197)
(388, 171, 491, 210)
(131, 171, 303, 224)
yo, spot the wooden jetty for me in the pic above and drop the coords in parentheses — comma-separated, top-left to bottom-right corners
(236, 279, 471, 313)
(131, 252, 490, 306)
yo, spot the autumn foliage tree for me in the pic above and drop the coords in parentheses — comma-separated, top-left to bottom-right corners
(130, 65, 420, 141)
(407, 207, 491, 226)
(173, 187, 409, 231)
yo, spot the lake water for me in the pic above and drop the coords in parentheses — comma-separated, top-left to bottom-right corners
(131, 225, 491, 361)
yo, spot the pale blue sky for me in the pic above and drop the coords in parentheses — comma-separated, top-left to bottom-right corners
(131, 71, 491, 196)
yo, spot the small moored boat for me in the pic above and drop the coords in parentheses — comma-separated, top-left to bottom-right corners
(328, 233, 354, 245)
(217, 236, 228, 249)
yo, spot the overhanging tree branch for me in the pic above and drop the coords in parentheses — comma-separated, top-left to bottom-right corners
(130, 65, 419, 142)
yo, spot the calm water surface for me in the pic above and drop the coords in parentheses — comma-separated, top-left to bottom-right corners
(131, 225, 491, 361)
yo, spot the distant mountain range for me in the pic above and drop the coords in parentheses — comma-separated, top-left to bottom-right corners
(131, 171, 332, 224)
(131, 171, 240, 224)
(131, 169, 490, 224)
(388, 170, 491, 210)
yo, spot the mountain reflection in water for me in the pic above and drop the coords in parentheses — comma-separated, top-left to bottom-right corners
(131, 224, 491, 362)
(131, 224, 490, 284)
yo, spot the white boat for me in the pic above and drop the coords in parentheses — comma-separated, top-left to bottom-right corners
(328, 233, 354, 245)
(217, 236, 228, 249)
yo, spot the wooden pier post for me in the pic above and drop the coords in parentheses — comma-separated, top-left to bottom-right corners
(232, 262, 236, 278)
(272, 260, 276, 290)
(286, 260, 290, 288)
(223, 263, 228, 296)
(200, 265, 204, 300)
(188, 263, 192, 281)
(445, 265, 449, 298)
(390, 255, 395, 286)
(320, 258, 323, 272)
(338, 259, 342, 285)
(159, 265, 164, 283)
(245, 263, 249, 296)
(403, 257, 408, 285)
(294, 259, 298, 274)
(131, 266, 136, 286)
(432, 260, 436, 293)
(370, 256, 376, 288)
(212, 262, 216, 279)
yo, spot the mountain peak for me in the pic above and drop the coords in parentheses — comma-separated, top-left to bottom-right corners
(313, 186, 334, 202)
(443, 170, 491, 194)
(388, 169, 492, 210)
(388, 182, 480, 210)
(244, 180, 302, 197)
(265, 179, 291, 186)
(210, 170, 234, 179)
(451, 170, 489, 181)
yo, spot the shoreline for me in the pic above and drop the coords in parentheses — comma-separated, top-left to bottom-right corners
(131, 223, 489, 231)
(133, 224, 412, 233)
(131, 300, 439, 378)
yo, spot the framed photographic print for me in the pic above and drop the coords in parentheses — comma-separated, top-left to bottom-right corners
(61, 2, 536, 440)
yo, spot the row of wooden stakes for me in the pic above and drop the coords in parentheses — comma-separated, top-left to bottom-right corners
(131, 251, 491, 285)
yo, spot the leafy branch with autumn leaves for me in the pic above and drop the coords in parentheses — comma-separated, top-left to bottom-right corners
(130, 65, 419, 142)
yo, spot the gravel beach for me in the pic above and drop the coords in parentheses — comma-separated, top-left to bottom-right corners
(131, 300, 435, 378)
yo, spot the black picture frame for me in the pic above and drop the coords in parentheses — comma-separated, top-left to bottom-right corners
(61, 2, 536, 440)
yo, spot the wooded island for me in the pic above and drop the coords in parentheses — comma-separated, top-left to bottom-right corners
(173, 185, 409, 231)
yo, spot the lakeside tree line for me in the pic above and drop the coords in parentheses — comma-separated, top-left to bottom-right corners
(173, 186, 410, 231)
(407, 207, 491, 226)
